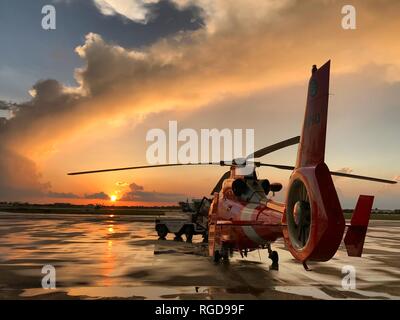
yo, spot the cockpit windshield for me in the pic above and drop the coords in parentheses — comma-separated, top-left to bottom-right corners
(240, 179, 268, 203)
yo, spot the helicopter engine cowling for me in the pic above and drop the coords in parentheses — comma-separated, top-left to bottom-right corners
(282, 163, 345, 262)
(232, 179, 248, 197)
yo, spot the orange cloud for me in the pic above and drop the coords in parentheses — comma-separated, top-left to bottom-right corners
(1, 0, 400, 202)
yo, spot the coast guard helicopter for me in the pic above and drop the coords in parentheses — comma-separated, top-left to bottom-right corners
(68, 61, 397, 270)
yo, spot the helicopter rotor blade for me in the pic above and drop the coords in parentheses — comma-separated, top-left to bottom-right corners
(68, 162, 221, 176)
(329, 171, 398, 184)
(257, 163, 397, 184)
(211, 170, 231, 195)
(257, 163, 295, 170)
(69, 136, 301, 176)
(69, 160, 397, 184)
(246, 136, 300, 160)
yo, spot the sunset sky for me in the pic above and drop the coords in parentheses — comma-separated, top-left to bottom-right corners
(0, 0, 399, 208)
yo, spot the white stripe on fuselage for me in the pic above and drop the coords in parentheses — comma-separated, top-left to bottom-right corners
(240, 204, 257, 220)
(240, 203, 266, 245)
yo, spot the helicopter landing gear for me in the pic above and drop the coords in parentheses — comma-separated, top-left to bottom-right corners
(156, 225, 168, 240)
(239, 249, 248, 258)
(174, 233, 183, 241)
(214, 243, 230, 264)
(213, 250, 221, 263)
(302, 261, 312, 271)
(183, 225, 194, 243)
(221, 244, 230, 264)
(267, 243, 279, 271)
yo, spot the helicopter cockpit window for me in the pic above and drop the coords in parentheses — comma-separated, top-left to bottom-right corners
(240, 179, 268, 203)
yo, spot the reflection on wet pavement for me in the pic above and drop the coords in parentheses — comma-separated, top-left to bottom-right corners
(0, 213, 399, 300)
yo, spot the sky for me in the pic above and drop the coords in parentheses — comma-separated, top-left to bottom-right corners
(0, 0, 399, 208)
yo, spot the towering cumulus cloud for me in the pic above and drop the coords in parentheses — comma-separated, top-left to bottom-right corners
(0, 0, 399, 201)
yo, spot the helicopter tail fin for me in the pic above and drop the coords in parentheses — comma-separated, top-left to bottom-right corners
(344, 195, 374, 257)
(296, 60, 330, 168)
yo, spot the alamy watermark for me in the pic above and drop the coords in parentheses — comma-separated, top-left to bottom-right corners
(41, 5, 56, 30)
(146, 121, 255, 174)
(341, 265, 356, 290)
(341, 5, 356, 30)
(41, 264, 56, 289)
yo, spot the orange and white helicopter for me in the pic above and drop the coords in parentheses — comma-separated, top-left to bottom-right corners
(68, 61, 397, 270)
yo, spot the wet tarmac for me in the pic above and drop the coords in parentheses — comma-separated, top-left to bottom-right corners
(0, 212, 399, 300)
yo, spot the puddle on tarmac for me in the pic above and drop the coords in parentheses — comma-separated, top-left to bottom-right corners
(0, 213, 399, 300)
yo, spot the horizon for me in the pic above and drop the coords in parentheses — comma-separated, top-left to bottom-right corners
(0, 0, 399, 208)
(1, 200, 399, 212)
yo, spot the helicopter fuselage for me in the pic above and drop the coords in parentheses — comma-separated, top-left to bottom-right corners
(208, 168, 286, 257)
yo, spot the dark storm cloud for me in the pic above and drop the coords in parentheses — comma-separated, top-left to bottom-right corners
(84, 192, 110, 200)
(127, 182, 144, 192)
(0, 79, 83, 147)
(0, 146, 50, 200)
(0, 80, 81, 201)
(47, 191, 110, 200)
(0, 0, 203, 101)
(120, 182, 186, 202)
(48, 191, 80, 199)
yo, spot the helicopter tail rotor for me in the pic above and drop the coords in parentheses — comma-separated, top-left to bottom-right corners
(283, 61, 346, 262)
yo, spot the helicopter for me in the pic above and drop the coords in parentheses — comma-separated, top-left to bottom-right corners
(68, 60, 397, 270)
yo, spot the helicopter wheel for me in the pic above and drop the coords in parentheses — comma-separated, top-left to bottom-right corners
(213, 250, 222, 263)
(221, 243, 230, 264)
(156, 225, 168, 240)
(183, 226, 194, 243)
(174, 233, 183, 241)
(268, 250, 279, 271)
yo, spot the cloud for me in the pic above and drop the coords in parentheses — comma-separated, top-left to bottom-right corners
(4, 1, 400, 151)
(120, 182, 187, 202)
(128, 182, 144, 192)
(84, 192, 110, 200)
(0, 146, 50, 201)
(1, 0, 400, 202)
(48, 191, 80, 199)
(92, 0, 293, 30)
(93, 0, 160, 23)
(336, 168, 354, 174)
(47, 191, 110, 200)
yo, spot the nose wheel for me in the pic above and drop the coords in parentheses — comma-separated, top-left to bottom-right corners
(267, 243, 279, 270)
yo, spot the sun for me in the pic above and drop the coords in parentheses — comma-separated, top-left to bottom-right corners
(110, 195, 117, 202)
